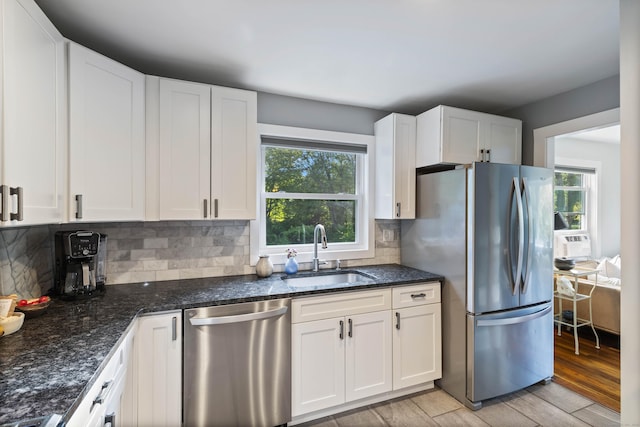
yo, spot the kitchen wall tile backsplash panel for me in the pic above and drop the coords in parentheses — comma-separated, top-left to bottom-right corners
(0, 220, 400, 295)
(0, 226, 53, 297)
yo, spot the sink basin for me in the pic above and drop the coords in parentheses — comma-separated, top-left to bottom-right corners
(281, 272, 373, 288)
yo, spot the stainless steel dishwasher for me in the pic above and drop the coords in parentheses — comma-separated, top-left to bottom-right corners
(183, 298, 291, 427)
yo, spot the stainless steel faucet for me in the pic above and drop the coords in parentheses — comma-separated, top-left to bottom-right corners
(312, 224, 328, 272)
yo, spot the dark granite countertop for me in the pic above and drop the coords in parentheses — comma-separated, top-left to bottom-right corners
(0, 264, 441, 424)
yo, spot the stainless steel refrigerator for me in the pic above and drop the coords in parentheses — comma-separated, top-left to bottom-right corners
(401, 162, 554, 410)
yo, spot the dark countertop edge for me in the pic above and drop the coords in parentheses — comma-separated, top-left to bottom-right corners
(2, 264, 443, 425)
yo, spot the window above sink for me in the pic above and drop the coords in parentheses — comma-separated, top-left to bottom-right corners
(250, 124, 375, 266)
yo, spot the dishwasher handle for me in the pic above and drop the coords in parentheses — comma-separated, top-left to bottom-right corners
(189, 305, 288, 326)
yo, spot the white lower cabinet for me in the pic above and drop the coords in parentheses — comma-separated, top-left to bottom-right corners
(67, 326, 135, 427)
(291, 289, 393, 417)
(135, 311, 182, 427)
(292, 283, 442, 422)
(392, 283, 442, 390)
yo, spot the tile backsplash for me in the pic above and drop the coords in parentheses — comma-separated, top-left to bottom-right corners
(0, 220, 400, 298)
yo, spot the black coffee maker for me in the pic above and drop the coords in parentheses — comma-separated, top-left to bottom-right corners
(54, 231, 107, 299)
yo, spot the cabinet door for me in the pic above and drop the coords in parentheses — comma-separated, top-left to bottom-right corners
(1, 0, 65, 225)
(210, 86, 257, 219)
(136, 312, 182, 427)
(345, 311, 392, 401)
(393, 303, 442, 390)
(374, 113, 416, 219)
(486, 118, 522, 164)
(292, 317, 345, 416)
(69, 42, 145, 221)
(441, 106, 483, 164)
(158, 78, 211, 219)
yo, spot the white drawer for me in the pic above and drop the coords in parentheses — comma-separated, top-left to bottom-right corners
(392, 282, 441, 309)
(292, 288, 392, 323)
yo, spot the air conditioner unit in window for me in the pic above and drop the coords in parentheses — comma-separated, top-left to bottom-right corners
(555, 233, 592, 259)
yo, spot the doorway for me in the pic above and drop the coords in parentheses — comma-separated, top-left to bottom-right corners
(533, 109, 621, 412)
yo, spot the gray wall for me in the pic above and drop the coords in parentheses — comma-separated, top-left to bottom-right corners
(258, 92, 389, 135)
(502, 75, 620, 165)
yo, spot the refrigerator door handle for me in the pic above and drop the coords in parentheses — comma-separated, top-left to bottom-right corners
(513, 177, 525, 293)
(476, 306, 551, 327)
(521, 177, 534, 294)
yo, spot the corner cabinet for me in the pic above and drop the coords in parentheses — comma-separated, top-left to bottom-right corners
(416, 105, 521, 167)
(68, 42, 146, 221)
(66, 325, 135, 427)
(0, 0, 65, 226)
(374, 113, 416, 219)
(146, 76, 257, 221)
(135, 311, 182, 427)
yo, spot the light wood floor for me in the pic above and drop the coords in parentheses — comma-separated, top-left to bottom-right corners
(298, 382, 620, 427)
(298, 328, 621, 427)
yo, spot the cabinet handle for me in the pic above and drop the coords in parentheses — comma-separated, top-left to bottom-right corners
(486, 149, 491, 162)
(75, 194, 83, 219)
(10, 187, 23, 221)
(348, 318, 353, 338)
(411, 293, 426, 299)
(480, 148, 486, 162)
(395, 202, 401, 218)
(395, 312, 401, 330)
(203, 199, 208, 218)
(214, 199, 219, 218)
(339, 320, 344, 340)
(91, 380, 111, 411)
(0, 185, 8, 222)
(104, 413, 115, 427)
(172, 316, 177, 341)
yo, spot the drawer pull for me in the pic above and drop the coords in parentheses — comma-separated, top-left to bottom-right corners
(90, 380, 112, 411)
(411, 293, 426, 299)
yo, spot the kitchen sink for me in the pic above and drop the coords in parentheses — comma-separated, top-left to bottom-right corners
(281, 271, 374, 288)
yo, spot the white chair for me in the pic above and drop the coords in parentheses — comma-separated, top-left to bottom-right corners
(553, 269, 600, 355)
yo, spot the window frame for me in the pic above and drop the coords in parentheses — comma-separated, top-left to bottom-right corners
(554, 168, 590, 230)
(250, 124, 375, 266)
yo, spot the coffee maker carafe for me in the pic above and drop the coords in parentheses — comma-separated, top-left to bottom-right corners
(54, 231, 107, 298)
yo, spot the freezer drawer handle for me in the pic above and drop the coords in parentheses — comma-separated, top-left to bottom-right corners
(476, 306, 551, 327)
(189, 305, 288, 326)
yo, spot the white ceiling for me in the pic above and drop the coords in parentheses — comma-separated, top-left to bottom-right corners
(560, 124, 621, 144)
(34, 0, 620, 115)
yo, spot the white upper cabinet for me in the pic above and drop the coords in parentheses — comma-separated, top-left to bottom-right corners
(68, 42, 145, 221)
(416, 105, 521, 167)
(374, 113, 416, 219)
(211, 86, 257, 219)
(147, 76, 257, 220)
(0, 0, 65, 225)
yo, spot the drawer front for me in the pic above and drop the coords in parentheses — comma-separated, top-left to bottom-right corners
(392, 282, 440, 309)
(292, 288, 392, 323)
